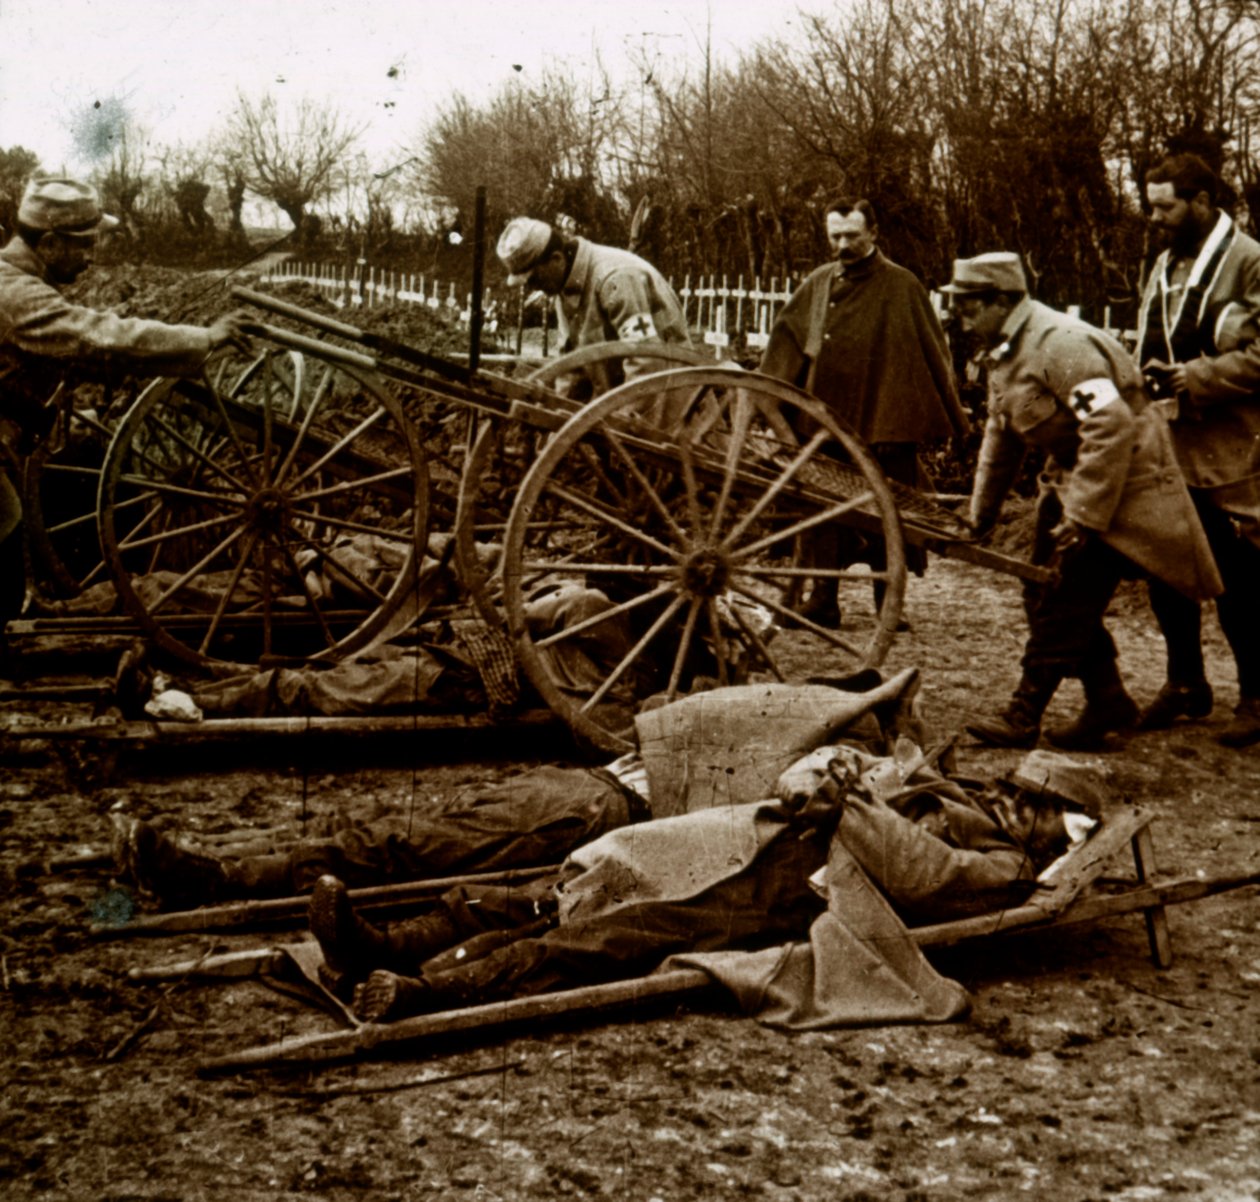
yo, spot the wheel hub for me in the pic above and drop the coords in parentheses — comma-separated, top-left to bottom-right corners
(245, 486, 291, 534)
(680, 547, 731, 597)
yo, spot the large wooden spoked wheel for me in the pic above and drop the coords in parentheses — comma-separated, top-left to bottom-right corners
(500, 367, 907, 752)
(23, 350, 309, 607)
(96, 355, 428, 669)
(452, 340, 712, 624)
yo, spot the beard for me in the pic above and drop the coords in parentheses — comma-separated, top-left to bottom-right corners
(1167, 209, 1213, 257)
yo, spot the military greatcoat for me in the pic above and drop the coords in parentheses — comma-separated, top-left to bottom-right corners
(971, 298, 1220, 601)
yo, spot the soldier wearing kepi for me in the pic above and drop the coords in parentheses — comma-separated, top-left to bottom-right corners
(495, 216, 691, 397)
(949, 253, 1221, 750)
(1135, 153, 1260, 747)
(0, 176, 251, 624)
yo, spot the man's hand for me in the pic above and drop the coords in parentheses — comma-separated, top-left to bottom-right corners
(1143, 359, 1188, 397)
(207, 310, 254, 354)
(1049, 515, 1087, 556)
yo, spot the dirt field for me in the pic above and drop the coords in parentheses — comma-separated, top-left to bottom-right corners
(1, 554, 1258, 1202)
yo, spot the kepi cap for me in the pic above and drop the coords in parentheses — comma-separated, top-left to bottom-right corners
(941, 251, 1027, 295)
(18, 177, 119, 235)
(497, 217, 553, 285)
(1008, 749, 1110, 820)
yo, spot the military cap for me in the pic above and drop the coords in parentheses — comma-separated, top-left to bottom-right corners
(497, 216, 553, 285)
(1008, 749, 1110, 820)
(17, 177, 119, 235)
(940, 251, 1027, 295)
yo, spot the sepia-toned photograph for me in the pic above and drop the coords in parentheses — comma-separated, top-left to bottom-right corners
(0, 1, 1257, 1197)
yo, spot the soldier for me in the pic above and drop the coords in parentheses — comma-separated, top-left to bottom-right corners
(496, 216, 691, 396)
(0, 176, 250, 624)
(948, 253, 1221, 750)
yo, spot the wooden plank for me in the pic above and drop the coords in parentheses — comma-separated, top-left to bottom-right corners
(1131, 824, 1174, 968)
(908, 810, 1152, 946)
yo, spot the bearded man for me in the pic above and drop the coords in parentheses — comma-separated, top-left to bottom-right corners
(1135, 153, 1260, 748)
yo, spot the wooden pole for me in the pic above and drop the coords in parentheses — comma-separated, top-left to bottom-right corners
(198, 967, 716, 1073)
(91, 863, 561, 938)
(196, 867, 1260, 1074)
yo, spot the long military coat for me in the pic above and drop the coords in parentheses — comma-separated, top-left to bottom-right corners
(971, 298, 1221, 601)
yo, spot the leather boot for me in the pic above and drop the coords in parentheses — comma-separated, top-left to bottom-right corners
(966, 668, 1061, 748)
(309, 875, 462, 981)
(1138, 680, 1214, 730)
(1045, 660, 1139, 751)
(111, 813, 240, 909)
(1218, 696, 1260, 748)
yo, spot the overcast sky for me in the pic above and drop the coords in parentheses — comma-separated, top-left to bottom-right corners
(0, 0, 817, 174)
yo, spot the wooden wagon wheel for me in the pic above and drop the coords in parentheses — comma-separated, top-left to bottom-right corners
(96, 354, 429, 669)
(452, 341, 712, 624)
(22, 351, 309, 607)
(500, 366, 907, 752)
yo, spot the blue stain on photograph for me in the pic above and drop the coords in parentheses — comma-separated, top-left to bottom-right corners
(90, 887, 134, 927)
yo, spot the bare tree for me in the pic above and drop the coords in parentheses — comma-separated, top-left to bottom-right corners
(418, 65, 623, 248)
(227, 92, 362, 238)
(0, 146, 40, 237)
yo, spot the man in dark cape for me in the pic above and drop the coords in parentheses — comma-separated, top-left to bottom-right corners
(760, 198, 969, 624)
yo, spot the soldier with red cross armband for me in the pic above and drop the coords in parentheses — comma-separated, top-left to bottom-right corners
(944, 253, 1221, 751)
(497, 216, 691, 398)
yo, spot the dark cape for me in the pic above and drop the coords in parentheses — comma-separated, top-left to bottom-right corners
(760, 251, 969, 445)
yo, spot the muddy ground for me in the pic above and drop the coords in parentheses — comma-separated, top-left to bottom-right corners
(0, 554, 1258, 1202)
(2, 263, 1258, 1198)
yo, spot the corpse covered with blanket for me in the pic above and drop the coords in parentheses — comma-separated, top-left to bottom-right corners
(305, 686, 1108, 1030)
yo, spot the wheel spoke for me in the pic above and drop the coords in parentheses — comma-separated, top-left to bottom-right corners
(146, 411, 254, 493)
(45, 509, 101, 536)
(578, 592, 689, 713)
(706, 386, 754, 541)
(703, 597, 731, 686)
(289, 405, 389, 490)
(735, 563, 892, 584)
(147, 526, 247, 616)
(290, 534, 390, 606)
(276, 361, 335, 485)
(596, 426, 688, 546)
(198, 379, 265, 489)
(725, 594, 786, 682)
(721, 429, 831, 550)
(275, 538, 339, 649)
(539, 480, 681, 562)
(262, 351, 276, 484)
(117, 470, 244, 509)
(665, 596, 704, 697)
(676, 426, 704, 536)
(731, 580, 866, 658)
(116, 510, 239, 553)
(197, 530, 260, 656)
(534, 582, 678, 650)
(575, 441, 629, 512)
(43, 463, 102, 479)
(729, 490, 877, 563)
(518, 559, 676, 577)
(288, 507, 414, 544)
(295, 464, 416, 503)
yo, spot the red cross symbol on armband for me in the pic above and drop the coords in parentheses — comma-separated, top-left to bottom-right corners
(1070, 388, 1095, 416)
(623, 314, 654, 339)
